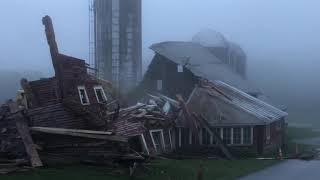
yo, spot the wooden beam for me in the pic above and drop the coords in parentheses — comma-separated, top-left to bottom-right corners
(15, 118, 43, 167)
(30, 127, 127, 143)
(176, 94, 199, 144)
(193, 113, 234, 160)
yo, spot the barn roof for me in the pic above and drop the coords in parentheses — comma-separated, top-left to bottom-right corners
(192, 29, 229, 48)
(150, 41, 259, 93)
(186, 81, 288, 126)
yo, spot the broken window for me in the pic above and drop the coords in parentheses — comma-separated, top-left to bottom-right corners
(78, 86, 90, 105)
(94, 86, 107, 103)
(150, 130, 165, 153)
(157, 80, 163, 91)
(243, 127, 252, 144)
(222, 128, 231, 144)
(233, 128, 241, 144)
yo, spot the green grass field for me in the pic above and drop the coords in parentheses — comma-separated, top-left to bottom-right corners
(0, 159, 277, 180)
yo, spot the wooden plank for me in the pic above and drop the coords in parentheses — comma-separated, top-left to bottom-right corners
(30, 127, 127, 142)
(31, 127, 113, 135)
(15, 118, 43, 167)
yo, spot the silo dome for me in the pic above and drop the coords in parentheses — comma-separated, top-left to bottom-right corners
(192, 29, 228, 48)
(228, 42, 246, 58)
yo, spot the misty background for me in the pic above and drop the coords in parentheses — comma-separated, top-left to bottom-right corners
(0, 0, 319, 125)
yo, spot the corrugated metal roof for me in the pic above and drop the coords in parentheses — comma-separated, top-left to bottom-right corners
(186, 81, 288, 126)
(209, 80, 288, 123)
(150, 41, 259, 93)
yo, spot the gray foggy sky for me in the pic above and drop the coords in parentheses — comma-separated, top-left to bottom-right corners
(0, 0, 320, 113)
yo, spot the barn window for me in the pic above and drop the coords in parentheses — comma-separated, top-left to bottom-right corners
(233, 128, 241, 144)
(150, 129, 165, 153)
(78, 86, 90, 105)
(94, 86, 107, 103)
(157, 80, 163, 91)
(243, 127, 252, 144)
(177, 65, 184, 72)
(222, 128, 231, 144)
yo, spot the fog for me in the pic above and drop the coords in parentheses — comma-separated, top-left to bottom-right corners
(0, 0, 319, 125)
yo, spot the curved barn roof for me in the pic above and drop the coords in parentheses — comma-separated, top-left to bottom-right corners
(150, 41, 259, 93)
(228, 42, 246, 58)
(192, 29, 228, 48)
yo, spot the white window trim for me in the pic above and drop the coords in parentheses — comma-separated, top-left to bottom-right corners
(93, 85, 108, 103)
(77, 86, 90, 105)
(140, 134, 149, 155)
(149, 129, 165, 152)
(241, 127, 253, 145)
(169, 128, 173, 150)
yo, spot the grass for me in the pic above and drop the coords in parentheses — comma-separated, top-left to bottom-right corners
(0, 159, 278, 180)
(286, 126, 320, 154)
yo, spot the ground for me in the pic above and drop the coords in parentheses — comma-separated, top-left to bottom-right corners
(240, 126, 320, 180)
(0, 159, 277, 180)
(1, 126, 318, 180)
(286, 126, 320, 154)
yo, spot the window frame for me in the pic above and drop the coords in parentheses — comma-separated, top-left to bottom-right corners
(149, 129, 165, 153)
(222, 128, 232, 145)
(93, 86, 108, 103)
(177, 64, 184, 72)
(157, 80, 163, 91)
(77, 86, 90, 105)
(232, 128, 242, 145)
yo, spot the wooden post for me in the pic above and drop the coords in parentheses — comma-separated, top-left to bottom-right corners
(15, 118, 43, 167)
(42, 15, 63, 99)
(8, 101, 43, 167)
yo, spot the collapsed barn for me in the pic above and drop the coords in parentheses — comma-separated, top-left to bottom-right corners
(0, 16, 174, 173)
(0, 15, 289, 174)
(129, 40, 288, 155)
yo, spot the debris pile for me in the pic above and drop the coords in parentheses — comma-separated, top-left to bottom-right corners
(0, 101, 146, 174)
